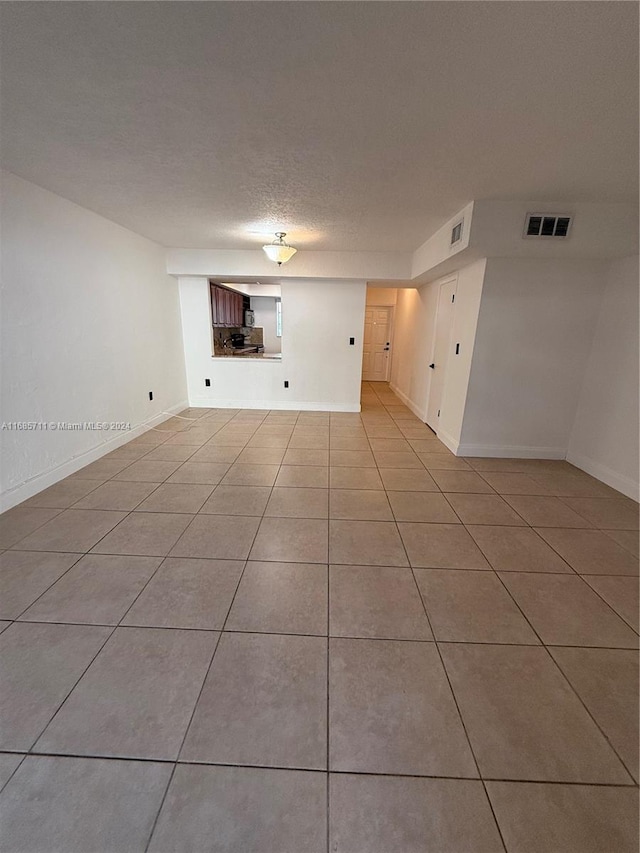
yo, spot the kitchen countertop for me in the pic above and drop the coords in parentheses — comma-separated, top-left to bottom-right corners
(213, 351, 282, 360)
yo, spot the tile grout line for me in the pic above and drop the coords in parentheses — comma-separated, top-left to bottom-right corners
(0, 506, 67, 549)
(372, 387, 509, 853)
(6, 551, 87, 623)
(1, 390, 637, 831)
(1, 747, 637, 788)
(412, 399, 640, 790)
(5, 614, 640, 651)
(326, 519, 331, 853)
(136, 405, 246, 852)
(142, 454, 272, 853)
(579, 576, 640, 635)
(10, 546, 636, 577)
(1, 412, 230, 629)
(371, 386, 638, 793)
(542, 646, 639, 785)
(24, 539, 197, 763)
(0, 753, 27, 797)
(22, 623, 117, 759)
(474, 513, 640, 785)
(6, 407, 255, 802)
(142, 403, 303, 846)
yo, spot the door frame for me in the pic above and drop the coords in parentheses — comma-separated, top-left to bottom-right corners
(362, 304, 395, 383)
(382, 305, 395, 382)
(425, 274, 458, 428)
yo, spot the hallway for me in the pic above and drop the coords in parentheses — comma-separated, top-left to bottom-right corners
(0, 383, 637, 851)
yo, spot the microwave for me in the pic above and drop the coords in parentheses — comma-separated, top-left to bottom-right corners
(244, 310, 255, 327)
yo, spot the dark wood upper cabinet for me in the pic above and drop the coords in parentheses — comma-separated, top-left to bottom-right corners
(233, 292, 243, 326)
(210, 283, 219, 325)
(222, 290, 230, 326)
(210, 283, 245, 328)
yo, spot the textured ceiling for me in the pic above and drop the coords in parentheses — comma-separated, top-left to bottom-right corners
(1, 2, 637, 251)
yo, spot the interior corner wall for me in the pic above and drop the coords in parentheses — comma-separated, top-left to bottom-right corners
(389, 286, 436, 419)
(458, 257, 607, 458)
(179, 277, 366, 411)
(566, 255, 639, 500)
(437, 259, 486, 448)
(0, 171, 188, 511)
(389, 259, 487, 441)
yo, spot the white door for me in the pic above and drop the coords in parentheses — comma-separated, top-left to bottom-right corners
(362, 307, 392, 381)
(426, 279, 457, 430)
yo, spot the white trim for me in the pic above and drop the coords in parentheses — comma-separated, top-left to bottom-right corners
(425, 273, 458, 430)
(388, 383, 427, 422)
(566, 451, 639, 501)
(0, 400, 189, 512)
(189, 397, 361, 413)
(435, 428, 460, 454)
(384, 305, 395, 383)
(455, 442, 566, 460)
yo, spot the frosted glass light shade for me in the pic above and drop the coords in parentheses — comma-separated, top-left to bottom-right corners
(262, 243, 297, 264)
(262, 232, 297, 265)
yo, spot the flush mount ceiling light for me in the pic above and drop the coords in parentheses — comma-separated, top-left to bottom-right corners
(262, 232, 297, 266)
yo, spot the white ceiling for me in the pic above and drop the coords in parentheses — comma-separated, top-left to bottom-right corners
(1, 2, 637, 252)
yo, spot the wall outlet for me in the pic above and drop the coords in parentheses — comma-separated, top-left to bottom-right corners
(205, 378, 211, 387)
(284, 380, 289, 389)
(349, 337, 355, 345)
(148, 391, 153, 401)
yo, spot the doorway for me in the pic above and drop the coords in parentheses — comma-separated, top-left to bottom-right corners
(362, 306, 393, 382)
(425, 276, 457, 431)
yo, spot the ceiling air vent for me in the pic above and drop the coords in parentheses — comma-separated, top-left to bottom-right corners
(524, 213, 572, 239)
(450, 219, 464, 246)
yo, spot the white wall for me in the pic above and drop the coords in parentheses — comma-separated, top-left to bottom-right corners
(438, 260, 486, 448)
(470, 200, 638, 262)
(167, 248, 410, 282)
(179, 277, 366, 411)
(567, 256, 639, 499)
(411, 202, 475, 281)
(390, 287, 437, 418)
(459, 257, 607, 457)
(410, 200, 638, 285)
(0, 171, 188, 510)
(390, 260, 486, 449)
(167, 202, 638, 288)
(250, 295, 281, 354)
(391, 253, 638, 499)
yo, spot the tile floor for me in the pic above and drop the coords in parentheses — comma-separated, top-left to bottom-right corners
(0, 381, 638, 852)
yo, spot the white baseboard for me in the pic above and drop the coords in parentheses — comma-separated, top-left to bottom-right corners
(385, 380, 638, 500)
(435, 429, 461, 454)
(566, 451, 640, 501)
(455, 442, 566, 460)
(189, 397, 361, 413)
(0, 400, 189, 512)
(388, 384, 427, 422)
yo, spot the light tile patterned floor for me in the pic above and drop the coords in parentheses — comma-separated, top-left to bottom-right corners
(0, 382, 638, 852)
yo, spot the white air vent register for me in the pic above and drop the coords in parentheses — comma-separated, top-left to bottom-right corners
(450, 219, 464, 246)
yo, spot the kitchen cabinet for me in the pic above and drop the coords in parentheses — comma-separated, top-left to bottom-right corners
(222, 289, 232, 326)
(210, 283, 245, 328)
(211, 284, 219, 325)
(232, 292, 242, 326)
